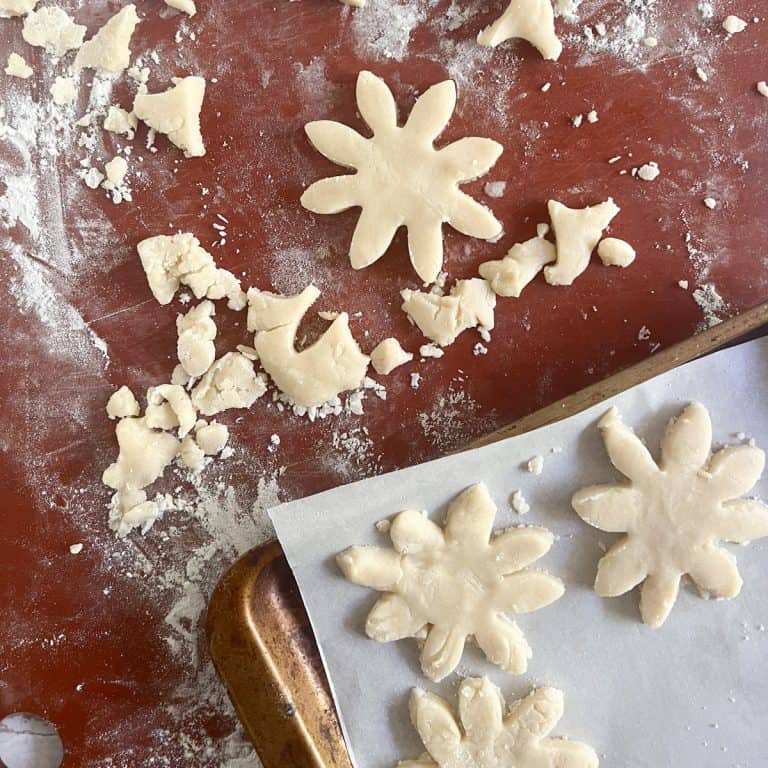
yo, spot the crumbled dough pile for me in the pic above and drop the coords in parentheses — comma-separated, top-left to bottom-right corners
(22, 6, 86, 55)
(479, 235, 556, 297)
(5, 52, 33, 78)
(370, 338, 413, 375)
(477, 0, 563, 61)
(177, 300, 217, 377)
(722, 15, 747, 34)
(74, 4, 140, 73)
(190, 352, 266, 415)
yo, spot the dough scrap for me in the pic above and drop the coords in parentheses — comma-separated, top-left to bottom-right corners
(247, 285, 370, 408)
(544, 198, 620, 286)
(50, 76, 76, 105)
(5, 53, 33, 79)
(479, 235, 556, 298)
(177, 300, 217, 377)
(137, 233, 246, 310)
(337, 483, 564, 681)
(477, 0, 563, 61)
(106, 385, 140, 420)
(104, 106, 138, 138)
(133, 76, 206, 158)
(370, 338, 413, 375)
(146, 384, 196, 438)
(301, 70, 503, 284)
(401, 678, 598, 768)
(74, 4, 139, 73)
(722, 15, 747, 34)
(165, 0, 196, 16)
(0, 0, 37, 17)
(22, 7, 86, 55)
(401, 278, 496, 347)
(103, 156, 128, 188)
(597, 237, 636, 268)
(195, 421, 229, 454)
(572, 403, 768, 628)
(190, 351, 266, 415)
(179, 435, 205, 470)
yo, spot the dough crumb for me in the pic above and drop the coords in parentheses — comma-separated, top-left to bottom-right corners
(757, 81, 768, 98)
(106, 385, 140, 420)
(541, 81, 551, 92)
(104, 105, 138, 138)
(103, 156, 128, 188)
(69, 543, 83, 555)
(480, 235, 556, 298)
(165, 0, 197, 16)
(594, 22, 606, 36)
(50, 76, 77, 105)
(370, 338, 413, 375)
(527, 455, 544, 475)
(473, 342, 488, 356)
(678, 279, 689, 290)
(597, 237, 636, 268)
(722, 15, 747, 34)
(22, 7, 86, 55)
(586, 109, 599, 123)
(375, 519, 391, 533)
(484, 181, 507, 198)
(419, 343, 444, 359)
(695, 66, 709, 82)
(637, 162, 660, 181)
(410, 372, 421, 389)
(511, 490, 530, 515)
(74, 4, 139, 73)
(572, 113, 583, 128)
(5, 52, 33, 79)
(643, 36, 658, 47)
(477, 0, 563, 60)
(703, 197, 717, 209)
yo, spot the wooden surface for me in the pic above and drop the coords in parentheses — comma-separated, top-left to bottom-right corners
(2, 0, 767, 765)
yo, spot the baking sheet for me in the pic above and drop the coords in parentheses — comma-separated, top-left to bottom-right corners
(273, 338, 768, 768)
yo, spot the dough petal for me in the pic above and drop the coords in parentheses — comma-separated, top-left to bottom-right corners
(496, 571, 564, 614)
(489, 527, 554, 573)
(688, 546, 742, 599)
(541, 739, 600, 768)
(301, 175, 359, 214)
(706, 445, 765, 499)
(445, 483, 497, 548)
(366, 594, 425, 641)
(599, 408, 659, 481)
(474, 613, 531, 674)
(407, 215, 444, 285)
(594, 538, 648, 597)
(448, 192, 502, 239)
(349, 206, 401, 269)
(457, 677, 504, 744)
(305, 120, 367, 168)
(404, 79, 456, 142)
(572, 484, 641, 533)
(409, 689, 464, 764)
(639, 570, 681, 628)
(507, 687, 563, 739)
(420, 624, 467, 681)
(439, 137, 504, 182)
(715, 498, 768, 543)
(660, 402, 712, 471)
(390, 509, 445, 554)
(336, 546, 402, 590)
(356, 70, 397, 134)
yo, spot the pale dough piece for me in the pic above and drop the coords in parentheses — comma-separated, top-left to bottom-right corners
(103, 156, 128, 188)
(597, 237, 636, 267)
(479, 235, 556, 298)
(165, 0, 197, 15)
(179, 436, 205, 470)
(104, 106, 138, 138)
(0, 0, 37, 17)
(338, 483, 564, 681)
(190, 351, 266, 415)
(177, 300, 216, 377)
(106, 385, 140, 419)
(544, 198, 620, 286)
(109, 487, 158, 535)
(247, 285, 370, 408)
(195, 421, 229, 454)
(370, 338, 413, 375)
(757, 81, 768, 98)
(50, 76, 76, 105)
(572, 403, 768, 628)
(5, 53, 33, 79)
(401, 679, 598, 768)
(301, 71, 503, 284)
(722, 15, 747, 34)
(146, 384, 196, 437)
(137, 233, 246, 310)
(133, 76, 206, 158)
(401, 278, 496, 347)
(74, 4, 139, 73)
(22, 7, 86, 55)
(477, 0, 563, 61)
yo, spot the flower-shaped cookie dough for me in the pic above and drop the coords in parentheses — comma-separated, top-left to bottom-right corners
(400, 677, 598, 768)
(301, 71, 503, 284)
(573, 403, 768, 628)
(337, 484, 564, 681)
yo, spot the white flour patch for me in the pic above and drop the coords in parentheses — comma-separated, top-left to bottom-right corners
(0, 175, 40, 237)
(693, 283, 730, 329)
(351, 0, 428, 62)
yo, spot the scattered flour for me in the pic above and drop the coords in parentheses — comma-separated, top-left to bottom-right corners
(693, 283, 729, 328)
(351, 0, 428, 61)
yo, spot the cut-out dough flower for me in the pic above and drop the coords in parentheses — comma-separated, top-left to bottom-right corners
(337, 483, 564, 681)
(477, 0, 563, 61)
(400, 677, 598, 768)
(301, 71, 503, 284)
(573, 403, 768, 628)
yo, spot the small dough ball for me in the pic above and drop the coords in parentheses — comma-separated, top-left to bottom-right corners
(597, 238, 636, 268)
(722, 15, 747, 34)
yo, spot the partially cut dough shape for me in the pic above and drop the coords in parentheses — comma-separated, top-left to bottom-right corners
(301, 70, 503, 284)
(74, 4, 139, 73)
(137, 233, 246, 310)
(338, 483, 564, 681)
(247, 285, 370, 408)
(401, 278, 496, 347)
(479, 235, 556, 298)
(177, 300, 217, 377)
(146, 384, 196, 438)
(477, 0, 563, 60)
(370, 338, 413, 375)
(165, 0, 196, 16)
(133, 76, 206, 158)
(544, 198, 620, 286)
(190, 352, 266, 415)
(104, 106, 138, 138)
(106, 385, 140, 420)
(597, 237, 636, 267)
(401, 679, 598, 768)
(5, 53, 33, 79)
(22, 7, 86, 55)
(572, 403, 768, 628)
(0, 0, 37, 17)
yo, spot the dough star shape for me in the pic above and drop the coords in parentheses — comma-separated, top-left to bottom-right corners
(573, 403, 768, 628)
(301, 71, 503, 284)
(400, 677, 598, 768)
(337, 483, 564, 682)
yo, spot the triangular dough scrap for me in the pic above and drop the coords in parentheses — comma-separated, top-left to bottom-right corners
(22, 7, 86, 55)
(479, 235, 556, 297)
(370, 338, 413, 375)
(477, 0, 563, 61)
(74, 4, 140, 73)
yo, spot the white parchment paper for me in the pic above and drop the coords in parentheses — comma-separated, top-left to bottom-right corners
(270, 338, 768, 768)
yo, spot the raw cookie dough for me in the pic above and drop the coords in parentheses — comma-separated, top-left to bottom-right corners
(401, 278, 496, 347)
(544, 198, 620, 286)
(301, 71, 503, 284)
(195, 421, 229, 454)
(479, 235, 556, 297)
(370, 338, 413, 375)
(106, 385, 140, 419)
(401, 678, 598, 768)
(572, 403, 768, 628)
(137, 232, 246, 310)
(177, 300, 216, 377)
(247, 285, 370, 408)
(165, 0, 196, 16)
(22, 7, 86, 55)
(104, 106, 138, 138)
(133, 76, 206, 157)
(5, 53, 33, 79)
(337, 483, 564, 681)
(190, 352, 266, 415)
(50, 76, 76, 105)
(597, 237, 636, 267)
(103, 156, 128, 188)
(477, 0, 563, 61)
(146, 384, 196, 438)
(74, 4, 139, 72)
(0, 0, 37, 17)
